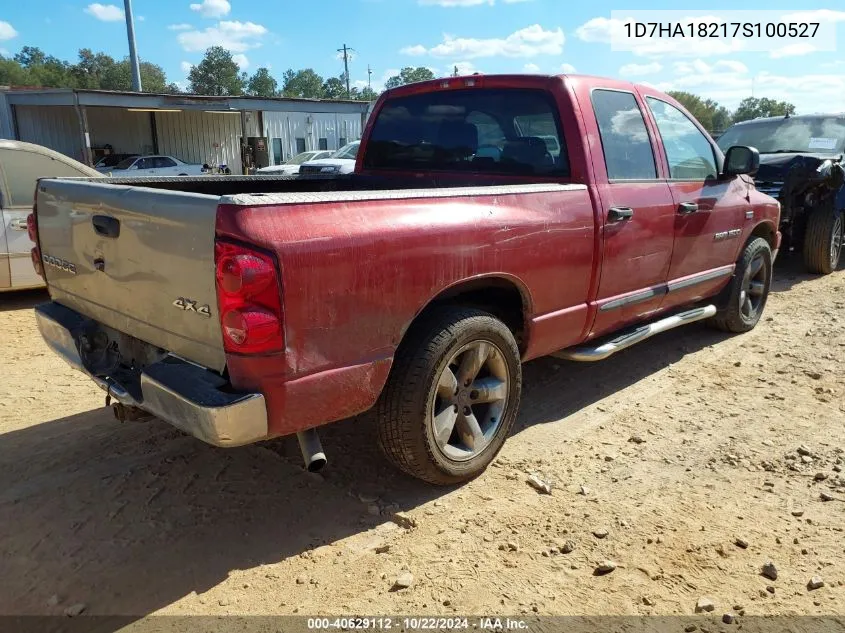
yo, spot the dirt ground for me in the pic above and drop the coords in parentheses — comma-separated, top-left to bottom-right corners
(0, 257, 843, 620)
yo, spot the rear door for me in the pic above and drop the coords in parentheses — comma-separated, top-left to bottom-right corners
(0, 147, 95, 290)
(587, 88, 677, 337)
(642, 95, 745, 307)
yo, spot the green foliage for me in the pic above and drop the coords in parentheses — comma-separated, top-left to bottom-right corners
(282, 68, 325, 98)
(188, 46, 246, 96)
(733, 97, 796, 123)
(322, 75, 347, 99)
(384, 67, 435, 89)
(247, 67, 278, 97)
(0, 45, 172, 93)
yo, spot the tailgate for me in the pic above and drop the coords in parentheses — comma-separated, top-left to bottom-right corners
(36, 178, 226, 372)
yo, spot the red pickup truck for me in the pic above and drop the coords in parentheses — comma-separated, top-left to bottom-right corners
(31, 74, 780, 485)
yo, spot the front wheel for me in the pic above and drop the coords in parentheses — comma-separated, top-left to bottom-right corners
(708, 237, 773, 333)
(803, 208, 843, 274)
(376, 307, 522, 485)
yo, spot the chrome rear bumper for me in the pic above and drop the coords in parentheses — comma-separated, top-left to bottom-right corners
(35, 302, 268, 447)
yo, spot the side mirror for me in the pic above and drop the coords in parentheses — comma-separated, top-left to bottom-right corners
(723, 145, 760, 177)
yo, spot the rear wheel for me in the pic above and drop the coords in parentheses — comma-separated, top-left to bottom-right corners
(803, 208, 843, 274)
(708, 237, 772, 333)
(376, 307, 522, 485)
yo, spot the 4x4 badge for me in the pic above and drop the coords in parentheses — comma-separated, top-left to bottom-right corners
(173, 297, 212, 318)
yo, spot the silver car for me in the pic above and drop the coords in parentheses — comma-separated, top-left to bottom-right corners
(0, 140, 100, 292)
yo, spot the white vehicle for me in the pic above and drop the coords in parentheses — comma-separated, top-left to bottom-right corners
(299, 141, 360, 176)
(0, 139, 100, 292)
(108, 155, 204, 177)
(257, 150, 333, 176)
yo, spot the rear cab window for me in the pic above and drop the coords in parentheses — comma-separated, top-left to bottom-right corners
(591, 89, 657, 181)
(363, 88, 569, 177)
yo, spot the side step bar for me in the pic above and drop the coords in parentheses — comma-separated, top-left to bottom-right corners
(554, 305, 717, 362)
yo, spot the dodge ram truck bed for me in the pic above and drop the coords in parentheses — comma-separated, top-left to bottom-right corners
(31, 73, 781, 485)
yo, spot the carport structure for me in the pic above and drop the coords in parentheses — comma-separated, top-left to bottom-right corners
(0, 89, 370, 174)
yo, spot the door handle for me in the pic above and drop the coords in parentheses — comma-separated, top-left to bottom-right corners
(92, 215, 120, 238)
(608, 207, 634, 222)
(10, 218, 28, 231)
(678, 202, 699, 215)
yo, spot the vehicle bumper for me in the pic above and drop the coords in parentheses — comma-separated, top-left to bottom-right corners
(34, 302, 268, 447)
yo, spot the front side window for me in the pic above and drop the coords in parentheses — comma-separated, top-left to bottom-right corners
(647, 97, 718, 180)
(333, 142, 360, 160)
(591, 89, 657, 180)
(363, 88, 568, 176)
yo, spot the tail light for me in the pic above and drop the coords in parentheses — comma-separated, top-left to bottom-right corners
(215, 240, 284, 354)
(28, 195, 44, 279)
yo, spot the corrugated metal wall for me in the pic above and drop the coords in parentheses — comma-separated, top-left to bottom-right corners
(262, 112, 364, 165)
(86, 107, 155, 154)
(0, 93, 13, 139)
(15, 105, 83, 162)
(155, 110, 252, 173)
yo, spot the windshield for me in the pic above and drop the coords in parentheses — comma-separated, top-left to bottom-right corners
(112, 157, 138, 170)
(285, 152, 316, 165)
(332, 142, 360, 160)
(96, 154, 135, 168)
(717, 117, 845, 155)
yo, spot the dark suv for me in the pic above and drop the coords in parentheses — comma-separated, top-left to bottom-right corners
(718, 114, 845, 274)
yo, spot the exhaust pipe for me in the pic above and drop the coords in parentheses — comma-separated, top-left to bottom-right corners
(297, 428, 327, 472)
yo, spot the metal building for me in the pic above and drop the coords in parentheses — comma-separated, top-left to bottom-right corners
(0, 88, 370, 174)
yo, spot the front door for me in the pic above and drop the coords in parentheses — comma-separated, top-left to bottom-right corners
(589, 89, 677, 338)
(643, 96, 747, 307)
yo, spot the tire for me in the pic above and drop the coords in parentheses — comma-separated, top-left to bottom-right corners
(803, 208, 844, 274)
(708, 237, 773, 334)
(376, 307, 522, 485)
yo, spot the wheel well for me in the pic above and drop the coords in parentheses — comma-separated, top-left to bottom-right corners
(750, 222, 776, 249)
(406, 278, 529, 352)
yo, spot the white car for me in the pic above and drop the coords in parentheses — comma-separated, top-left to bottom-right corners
(108, 155, 204, 177)
(299, 141, 360, 176)
(257, 151, 334, 176)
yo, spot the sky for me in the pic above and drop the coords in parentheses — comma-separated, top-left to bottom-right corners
(1, 1, 844, 113)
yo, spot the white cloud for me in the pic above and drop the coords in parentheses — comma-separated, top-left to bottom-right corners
(402, 24, 564, 59)
(177, 21, 268, 53)
(769, 43, 819, 59)
(189, 0, 231, 18)
(452, 61, 478, 75)
(0, 21, 18, 41)
(180, 61, 193, 74)
(781, 9, 845, 23)
(137, 15, 145, 22)
(658, 60, 845, 113)
(560, 63, 576, 73)
(523, 63, 540, 72)
(232, 53, 249, 69)
(84, 3, 124, 22)
(168, 23, 193, 30)
(619, 62, 662, 76)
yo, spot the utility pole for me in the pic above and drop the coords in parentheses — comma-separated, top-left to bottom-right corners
(368, 65, 372, 90)
(124, 0, 142, 91)
(337, 44, 354, 98)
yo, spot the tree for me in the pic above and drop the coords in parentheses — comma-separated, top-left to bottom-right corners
(322, 75, 347, 99)
(247, 67, 278, 97)
(282, 68, 324, 98)
(733, 97, 796, 123)
(666, 91, 729, 134)
(384, 66, 435, 89)
(357, 86, 379, 101)
(188, 46, 246, 96)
